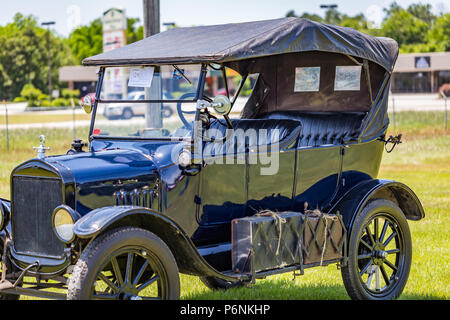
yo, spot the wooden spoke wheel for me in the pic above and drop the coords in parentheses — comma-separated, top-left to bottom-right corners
(341, 199, 412, 300)
(68, 227, 180, 300)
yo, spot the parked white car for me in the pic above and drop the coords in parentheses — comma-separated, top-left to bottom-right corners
(103, 91, 174, 120)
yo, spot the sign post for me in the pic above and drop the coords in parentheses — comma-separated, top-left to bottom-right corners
(3, 100, 9, 151)
(102, 8, 127, 100)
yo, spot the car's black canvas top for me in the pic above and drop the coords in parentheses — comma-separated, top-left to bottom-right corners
(83, 17, 398, 72)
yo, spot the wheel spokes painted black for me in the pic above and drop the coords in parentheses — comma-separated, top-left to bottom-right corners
(360, 260, 372, 276)
(97, 272, 120, 293)
(379, 220, 389, 243)
(383, 231, 397, 247)
(365, 226, 376, 246)
(386, 248, 400, 255)
(92, 249, 165, 300)
(373, 218, 379, 243)
(379, 265, 391, 286)
(383, 259, 398, 271)
(125, 252, 134, 284)
(358, 253, 372, 260)
(132, 259, 149, 287)
(360, 239, 373, 251)
(110, 257, 124, 287)
(357, 215, 403, 295)
(137, 274, 159, 292)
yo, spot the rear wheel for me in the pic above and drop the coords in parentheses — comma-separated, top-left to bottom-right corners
(67, 227, 180, 300)
(341, 199, 412, 300)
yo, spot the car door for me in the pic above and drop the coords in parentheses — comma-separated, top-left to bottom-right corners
(293, 146, 342, 211)
(246, 145, 297, 214)
(193, 152, 247, 244)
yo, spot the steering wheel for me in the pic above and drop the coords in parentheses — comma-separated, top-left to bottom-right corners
(177, 92, 233, 132)
(177, 92, 210, 129)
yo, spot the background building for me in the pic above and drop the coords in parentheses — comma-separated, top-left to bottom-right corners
(58, 66, 98, 97)
(392, 52, 450, 93)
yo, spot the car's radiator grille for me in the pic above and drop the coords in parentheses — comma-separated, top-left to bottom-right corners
(12, 176, 65, 257)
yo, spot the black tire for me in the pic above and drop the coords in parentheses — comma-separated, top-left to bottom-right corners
(200, 276, 245, 291)
(122, 108, 133, 120)
(162, 106, 174, 118)
(67, 227, 180, 300)
(341, 199, 412, 300)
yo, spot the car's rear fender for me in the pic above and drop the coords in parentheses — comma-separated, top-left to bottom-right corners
(329, 179, 425, 235)
(73, 206, 238, 281)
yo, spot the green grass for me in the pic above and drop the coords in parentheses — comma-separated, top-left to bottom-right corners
(0, 111, 448, 300)
(0, 113, 91, 125)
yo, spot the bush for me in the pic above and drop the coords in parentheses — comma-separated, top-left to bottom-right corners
(40, 100, 53, 107)
(20, 84, 42, 107)
(38, 93, 49, 101)
(51, 98, 71, 107)
(61, 89, 80, 100)
(13, 97, 26, 102)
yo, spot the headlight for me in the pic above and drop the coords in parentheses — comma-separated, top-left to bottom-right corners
(178, 149, 191, 168)
(52, 205, 78, 243)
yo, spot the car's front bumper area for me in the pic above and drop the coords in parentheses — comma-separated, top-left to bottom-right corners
(0, 232, 72, 300)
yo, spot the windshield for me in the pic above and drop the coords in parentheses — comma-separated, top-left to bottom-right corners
(93, 65, 201, 139)
(91, 64, 258, 139)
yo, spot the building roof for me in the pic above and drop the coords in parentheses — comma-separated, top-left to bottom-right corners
(83, 17, 399, 71)
(59, 66, 98, 82)
(394, 51, 450, 73)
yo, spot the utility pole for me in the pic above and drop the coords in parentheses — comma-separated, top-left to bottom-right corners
(143, 0, 162, 129)
(42, 21, 56, 101)
(143, 0, 160, 37)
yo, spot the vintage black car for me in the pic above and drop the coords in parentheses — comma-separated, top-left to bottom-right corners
(0, 18, 424, 300)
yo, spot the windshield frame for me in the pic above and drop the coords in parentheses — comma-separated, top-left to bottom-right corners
(88, 64, 208, 142)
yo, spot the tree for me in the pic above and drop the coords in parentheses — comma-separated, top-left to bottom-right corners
(0, 13, 75, 100)
(428, 13, 450, 51)
(382, 8, 429, 49)
(67, 18, 103, 65)
(68, 18, 144, 64)
(324, 8, 342, 25)
(407, 3, 436, 26)
(284, 2, 450, 53)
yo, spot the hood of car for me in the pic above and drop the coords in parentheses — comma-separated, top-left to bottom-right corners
(44, 148, 162, 215)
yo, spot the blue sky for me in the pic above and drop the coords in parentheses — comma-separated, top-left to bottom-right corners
(0, 0, 448, 36)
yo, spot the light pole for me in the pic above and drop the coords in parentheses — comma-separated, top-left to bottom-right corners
(41, 21, 55, 101)
(143, 0, 162, 129)
(319, 4, 338, 24)
(320, 4, 338, 9)
(163, 22, 176, 30)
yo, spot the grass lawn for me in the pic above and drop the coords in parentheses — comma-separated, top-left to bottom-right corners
(0, 111, 448, 300)
(0, 113, 91, 125)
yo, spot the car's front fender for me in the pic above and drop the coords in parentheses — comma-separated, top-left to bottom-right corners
(0, 198, 11, 236)
(73, 206, 239, 281)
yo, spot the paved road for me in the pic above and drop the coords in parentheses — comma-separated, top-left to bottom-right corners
(1, 94, 448, 130)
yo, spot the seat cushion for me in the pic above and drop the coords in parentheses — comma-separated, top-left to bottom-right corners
(204, 118, 301, 156)
(257, 112, 365, 147)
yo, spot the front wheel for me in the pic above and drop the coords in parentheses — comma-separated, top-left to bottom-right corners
(341, 199, 412, 300)
(67, 227, 180, 300)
